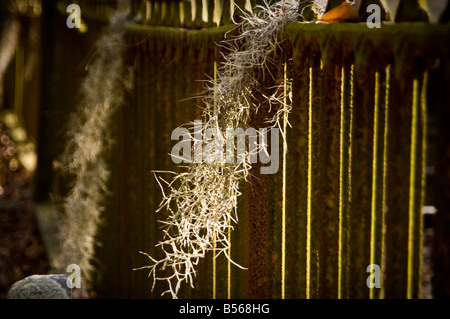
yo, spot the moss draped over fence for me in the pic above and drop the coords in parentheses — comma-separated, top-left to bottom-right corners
(11, 0, 449, 298)
(86, 21, 450, 298)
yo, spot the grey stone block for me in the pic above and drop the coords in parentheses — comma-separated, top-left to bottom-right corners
(7, 274, 72, 299)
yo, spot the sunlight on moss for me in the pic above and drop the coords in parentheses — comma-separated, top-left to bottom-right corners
(53, 5, 134, 288)
(135, 0, 300, 299)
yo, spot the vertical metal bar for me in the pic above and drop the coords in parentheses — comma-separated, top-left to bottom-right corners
(202, 0, 209, 24)
(267, 60, 284, 299)
(338, 61, 353, 299)
(227, 202, 232, 299)
(152, 36, 170, 298)
(152, 1, 162, 25)
(306, 63, 313, 299)
(171, 1, 181, 27)
(384, 67, 413, 298)
(308, 51, 321, 299)
(131, 44, 142, 298)
(317, 53, 342, 299)
(281, 57, 287, 300)
(407, 73, 426, 299)
(380, 65, 390, 299)
(141, 40, 157, 298)
(240, 56, 283, 299)
(129, 43, 141, 298)
(193, 0, 204, 28)
(231, 180, 246, 298)
(406, 78, 419, 298)
(160, 1, 168, 25)
(212, 59, 218, 300)
(147, 38, 158, 299)
(213, 0, 224, 26)
(348, 69, 375, 299)
(369, 67, 388, 299)
(285, 44, 308, 300)
(221, 0, 232, 25)
(227, 61, 232, 300)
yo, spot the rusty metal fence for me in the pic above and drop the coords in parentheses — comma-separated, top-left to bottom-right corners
(2, 0, 450, 298)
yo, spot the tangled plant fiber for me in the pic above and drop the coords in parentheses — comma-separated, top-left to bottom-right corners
(136, 0, 302, 298)
(53, 7, 134, 286)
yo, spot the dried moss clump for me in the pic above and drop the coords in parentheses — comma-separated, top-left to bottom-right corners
(53, 7, 134, 287)
(136, 0, 300, 298)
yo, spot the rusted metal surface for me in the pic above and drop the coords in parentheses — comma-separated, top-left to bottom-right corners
(85, 22, 450, 298)
(4, 0, 450, 299)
